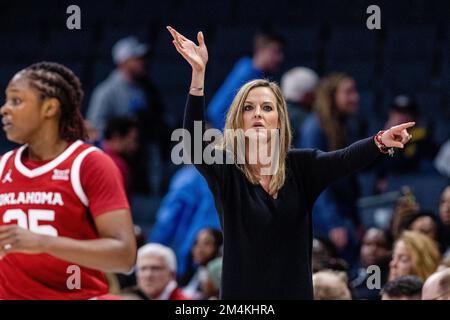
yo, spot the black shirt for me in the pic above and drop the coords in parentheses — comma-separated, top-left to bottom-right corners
(183, 94, 381, 299)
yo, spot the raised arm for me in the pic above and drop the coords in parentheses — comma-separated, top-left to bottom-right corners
(167, 26, 207, 142)
(304, 122, 416, 203)
(167, 26, 225, 188)
(167, 26, 207, 98)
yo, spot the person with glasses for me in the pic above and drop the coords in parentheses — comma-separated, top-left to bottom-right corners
(130, 243, 188, 300)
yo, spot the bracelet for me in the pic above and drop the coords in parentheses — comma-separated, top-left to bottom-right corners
(374, 130, 395, 156)
(189, 87, 203, 92)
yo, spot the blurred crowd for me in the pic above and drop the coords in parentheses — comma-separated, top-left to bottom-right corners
(71, 27, 450, 300)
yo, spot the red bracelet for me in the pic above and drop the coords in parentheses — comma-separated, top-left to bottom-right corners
(374, 130, 394, 156)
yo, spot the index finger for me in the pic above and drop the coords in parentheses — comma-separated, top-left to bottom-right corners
(166, 26, 188, 41)
(393, 122, 416, 131)
(166, 26, 179, 41)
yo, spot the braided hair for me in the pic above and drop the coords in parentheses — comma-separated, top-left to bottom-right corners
(19, 61, 88, 141)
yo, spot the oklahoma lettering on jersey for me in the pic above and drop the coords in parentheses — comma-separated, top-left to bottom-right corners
(0, 191, 65, 206)
(0, 140, 118, 300)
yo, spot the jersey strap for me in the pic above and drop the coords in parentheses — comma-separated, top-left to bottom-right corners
(70, 146, 101, 207)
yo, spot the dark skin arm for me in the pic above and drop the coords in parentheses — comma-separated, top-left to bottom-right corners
(0, 209, 136, 273)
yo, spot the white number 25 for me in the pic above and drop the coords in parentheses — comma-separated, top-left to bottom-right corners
(3, 209, 58, 236)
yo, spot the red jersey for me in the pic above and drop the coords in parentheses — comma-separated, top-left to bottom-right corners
(0, 140, 130, 300)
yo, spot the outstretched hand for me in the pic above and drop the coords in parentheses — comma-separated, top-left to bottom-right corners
(167, 26, 208, 72)
(381, 121, 416, 149)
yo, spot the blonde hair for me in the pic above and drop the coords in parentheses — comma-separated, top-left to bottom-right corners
(314, 73, 352, 151)
(222, 79, 292, 195)
(396, 231, 441, 281)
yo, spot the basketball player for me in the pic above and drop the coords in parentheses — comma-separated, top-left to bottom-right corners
(0, 62, 136, 299)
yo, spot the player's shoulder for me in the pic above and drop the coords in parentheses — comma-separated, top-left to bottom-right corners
(76, 142, 109, 163)
(76, 141, 103, 155)
(76, 142, 118, 172)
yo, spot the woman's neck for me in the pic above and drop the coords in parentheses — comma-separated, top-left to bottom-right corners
(249, 163, 272, 177)
(26, 135, 69, 161)
(246, 141, 274, 176)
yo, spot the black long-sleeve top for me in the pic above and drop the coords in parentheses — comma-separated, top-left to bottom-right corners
(183, 94, 382, 299)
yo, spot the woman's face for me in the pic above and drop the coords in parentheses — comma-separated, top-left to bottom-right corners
(334, 78, 359, 115)
(389, 240, 414, 281)
(242, 86, 279, 141)
(439, 187, 450, 226)
(360, 228, 390, 267)
(192, 230, 218, 266)
(1, 73, 44, 144)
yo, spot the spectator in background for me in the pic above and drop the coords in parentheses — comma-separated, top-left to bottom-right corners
(389, 186, 420, 239)
(281, 67, 319, 145)
(102, 117, 139, 195)
(381, 275, 423, 300)
(434, 138, 450, 178)
(84, 119, 100, 146)
(200, 257, 223, 300)
(299, 73, 361, 268)
(375, 95, 439, 194)
(351, 228, 392, 300)
(313, 270, 352, 300)
(438, 186, 450, 253)
(312, 236, 349, 273)
(87, 36, 170, 193)
(182, 228, 223, 299)
(87, 36, 165, 139)
(422, 269, 450, 300)
(150, 165, 221, 279)
(124, 243, 189, 300)
(404, 211, 440, 244)
(389, 231, 441, 282)
(300, 72, 360, 151)
(207, 31, 285, 130)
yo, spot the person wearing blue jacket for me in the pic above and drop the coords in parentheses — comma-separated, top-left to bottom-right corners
(150, 165, 221, 278)
(207, 31, 285, 130)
